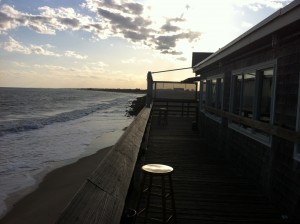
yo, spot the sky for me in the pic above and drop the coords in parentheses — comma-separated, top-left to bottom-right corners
(0, 0, 294, 89)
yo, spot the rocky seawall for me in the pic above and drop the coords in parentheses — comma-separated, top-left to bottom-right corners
(126, 95, 146, 116)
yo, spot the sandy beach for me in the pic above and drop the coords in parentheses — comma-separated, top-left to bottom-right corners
(0, 146, 112, 224)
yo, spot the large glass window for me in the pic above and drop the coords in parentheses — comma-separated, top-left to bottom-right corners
(199, 81, 206, 111)
(207, 76, 223, 109)
(232, 72, 255, 119)
(229, 63, 275, 145)
(207, 79, 217, 107)
(205, 75, 224, 121)
(217, 78, 224, 110)
(257, 69, 273, 123)
(294, 73, 300, 161)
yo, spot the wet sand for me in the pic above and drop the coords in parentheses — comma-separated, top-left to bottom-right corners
(0, 146, 112, 224)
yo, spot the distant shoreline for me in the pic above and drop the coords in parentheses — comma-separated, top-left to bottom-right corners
(0, 87, 147, 94)
(80, 88, 147, 94)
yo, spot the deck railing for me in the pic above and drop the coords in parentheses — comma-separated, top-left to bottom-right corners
(150, 81, 199, 119)
(152, 99, 198, 118)
(56, 107, 151, 224)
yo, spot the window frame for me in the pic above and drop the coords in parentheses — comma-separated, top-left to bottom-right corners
(229, 61, 277, 147)
(294, 73, 300, 162)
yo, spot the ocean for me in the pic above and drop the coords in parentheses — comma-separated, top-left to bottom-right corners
(0, 88, 140, 218)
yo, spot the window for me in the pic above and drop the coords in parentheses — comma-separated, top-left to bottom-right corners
(231, 72, 255, 120)
(294, 73, 300, 161)
(256, 69, 274, 123)
(199, 80, 206, 111)
(229, 62, 276, 146)
(207, 79, 216, 107)
(205, 75, 224, 122)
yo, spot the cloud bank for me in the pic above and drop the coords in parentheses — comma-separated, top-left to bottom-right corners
(0, 0, 201, 57)
(0, 0, 293, 58)
(1, 37, 87, 59)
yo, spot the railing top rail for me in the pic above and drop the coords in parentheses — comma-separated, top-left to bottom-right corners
(154, 98, 198, 103)
(153, 81, 197, 84)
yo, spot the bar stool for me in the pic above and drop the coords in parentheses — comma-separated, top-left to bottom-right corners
(137, 164, 176, 223)
(158, 108, 168, 125)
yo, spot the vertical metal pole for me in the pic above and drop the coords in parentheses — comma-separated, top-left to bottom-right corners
(146, 72, 153, 108)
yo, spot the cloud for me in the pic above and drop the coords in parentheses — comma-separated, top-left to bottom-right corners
(121, 57, 152, 64)
(241, 21, 253, 28)
(82, 0, 143, 15)
(59, 18, 80, 27)
(10, 60, 109, 78)
(33, 64, 69, 71)
(82, 0, 202, 55)
(161, 22, 180, 32)
(177, 57, 187, 61)
(30, 44, 61, 56)
(123, 2, 144, 15)
(155, 32, 200, 53)
(64, 51, 88, 59)
(161, 17, 186, 32)
(0, 5, 26, 33)
(98, 8, 140, 30)
(74, 61, 109, 73)
(0, 4, 93, 35)
(1, 37, 31, 54)
(233, 0, 293, 11)
(123, 30, 149, 42)
(96, 7, 153, 41)
(1, 37, 61, 56)
(0, 1, 202, 56)
(96, 1, 201, 55)
(1, 37, 87, 59)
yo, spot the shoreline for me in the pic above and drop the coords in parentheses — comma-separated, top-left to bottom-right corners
(0, 146, 112, 224)
(0, 93, 142, 223)
(80, 88, 146, 94)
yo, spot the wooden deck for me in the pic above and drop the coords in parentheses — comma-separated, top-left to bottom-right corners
(135, 116, 288, 224)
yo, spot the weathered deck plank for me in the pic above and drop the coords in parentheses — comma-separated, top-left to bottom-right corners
(136, 116, 288, 224)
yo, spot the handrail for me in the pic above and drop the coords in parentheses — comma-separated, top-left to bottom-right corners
(204, 106, 300, 144)
(56, 107, 151, 224)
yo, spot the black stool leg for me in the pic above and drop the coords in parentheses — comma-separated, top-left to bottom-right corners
(161, 175, 166, 223)
(164, 110, 168, 125)
(158, 110, 161, 124)
(136, 172, 146, 217)
(168, 174, 176, 223)
(144, 174, 152, 224)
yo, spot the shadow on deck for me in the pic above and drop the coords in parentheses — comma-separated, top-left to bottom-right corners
(135, 116, 288, 224)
